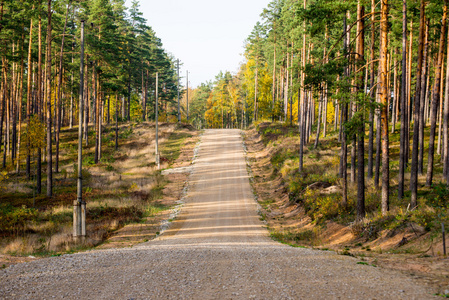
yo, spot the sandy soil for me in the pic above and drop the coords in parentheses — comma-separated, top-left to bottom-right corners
(0, 129, 437, 299)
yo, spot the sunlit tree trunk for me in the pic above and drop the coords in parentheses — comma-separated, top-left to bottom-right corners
(55, 0, 71, 174)
(410, 0, 426, 208)
(46, 0, 53, 197)
(379, 0, 390, 214)
(356, 1, 365, 220)
(426, 1, 447, 186)
(367, 0, 376, 180)
(36, 11, 42, 194)
(444, 19, 449, 184)
(418, 20, 429, 175)
(26, 15, 35, 175)
(398, 0, 408, 199)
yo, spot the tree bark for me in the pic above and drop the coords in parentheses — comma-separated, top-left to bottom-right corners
(444, 15, 449, 184)
(26, 15, 34, 177)
(426, 2, 447, 187)
(418, 20, 429, 175)
(55, 0, 71, 174)
(367, 0, 376, 180)
(410, 0, 426, 208)
(356, 1, 365, 220)
(398, 0, 408, 199)
(46, 0, 53, 197)
(379, 0, 390, 215)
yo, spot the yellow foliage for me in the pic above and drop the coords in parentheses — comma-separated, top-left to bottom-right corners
(24, 115, 46, 152)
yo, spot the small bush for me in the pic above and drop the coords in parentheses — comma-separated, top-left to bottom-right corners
(0, 204, 38, 236)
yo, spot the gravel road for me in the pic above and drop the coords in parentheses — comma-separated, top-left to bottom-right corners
(0, 129, 436, 299)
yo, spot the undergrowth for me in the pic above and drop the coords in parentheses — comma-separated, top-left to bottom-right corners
(251, 122, 449, 248)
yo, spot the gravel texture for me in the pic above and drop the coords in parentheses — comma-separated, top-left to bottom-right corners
(0, 129, 436, 299)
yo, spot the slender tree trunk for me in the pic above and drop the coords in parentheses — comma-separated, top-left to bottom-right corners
(127, 73, 131, 121)
(341, 15, 349, 207)
(379, 0, 390, 215)
(16, 38, 25, 173)
(115, 93, 119, 150)
(406, 21, 414, 164)
(356, 1, 365, 220)
(272, 40, 276, 122)
(398, 0, 408, 199)
(141, 70, 145, 121)
(368, 0, 376, 180)
(26, 16, 34, 177)
(410, 0, 426, 208)
(444, 18, 449, 184)
(70, 45, 74, 129)
(418, 20, 429, 175)
(37, 12, 42, 194)
(46, 0, 53, 197)
(55, 0, 71, 174)
(314, 87, 323, 149)
(391, 54, 398, 133)
(426, 2, 447, 187)
(375, 72, 382, 188)
(95, 66, 100, 164)
(254, 66, 258, 121)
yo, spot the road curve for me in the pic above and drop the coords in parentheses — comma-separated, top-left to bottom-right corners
(0, 129, 435, 299)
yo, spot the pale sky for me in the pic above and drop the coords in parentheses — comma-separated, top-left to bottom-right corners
(128, 0, 272, 87)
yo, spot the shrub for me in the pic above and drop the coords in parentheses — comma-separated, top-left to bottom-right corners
(0, 204, 38, 236)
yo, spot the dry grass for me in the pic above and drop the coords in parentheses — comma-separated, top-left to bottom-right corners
(0, 122, 197, 256)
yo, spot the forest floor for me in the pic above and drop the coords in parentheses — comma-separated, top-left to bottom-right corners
(0, 121, 200, 268)
(244, 122, 449, 296)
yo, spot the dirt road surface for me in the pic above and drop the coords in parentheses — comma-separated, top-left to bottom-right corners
(0, 129, 436, 299)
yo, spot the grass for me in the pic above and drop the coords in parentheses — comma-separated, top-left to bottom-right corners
(248, 121, 449, 250)
(0, 122, 195, 256)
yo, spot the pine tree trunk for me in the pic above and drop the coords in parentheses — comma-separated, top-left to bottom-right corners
(375, 72, 382, 188)
(26, 16, 34, 177)
(95, 66, 100, 164)
(356, 1, 365, 220)
(418, 20, 429, 175)
(127, 73, 131, 121)
(391, 54, 397, 133)
(115, 93, 119, 150)
(37, 12, 42, 194)
(254, 67, 258, 121)
(314, 87, 323, 149)
(444, 17, 449, 183)
(55, 0, 71, 174)
(379, 0, 390, 214)
(46, 0, 53, 197)
(16, 39, 24, 173)
(141, 70, 145, 121)
(341, 14, 349, 207)
(406, 21, 414, 164)
(438, 67, 444, 156)
(398, 0, 408, 199)
(368, 0, 376, 180)
(272, 40, 276, 122)
(426, 2, 447, 186)
(410, 0, 426, 208)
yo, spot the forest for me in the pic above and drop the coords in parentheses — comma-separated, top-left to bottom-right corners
(0, 0, 186, 252)
(188, 0, 449, 227)
(0, 0, 180, 195)
(1, 0, 449, 255)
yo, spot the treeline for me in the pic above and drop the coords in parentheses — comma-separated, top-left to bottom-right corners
(0, 0, 181, 196)
(199, 0, 449, 220)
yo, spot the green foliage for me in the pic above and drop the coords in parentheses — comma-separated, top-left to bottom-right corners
(302, 188, 346, 223)
(0, 204, 38, 235)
